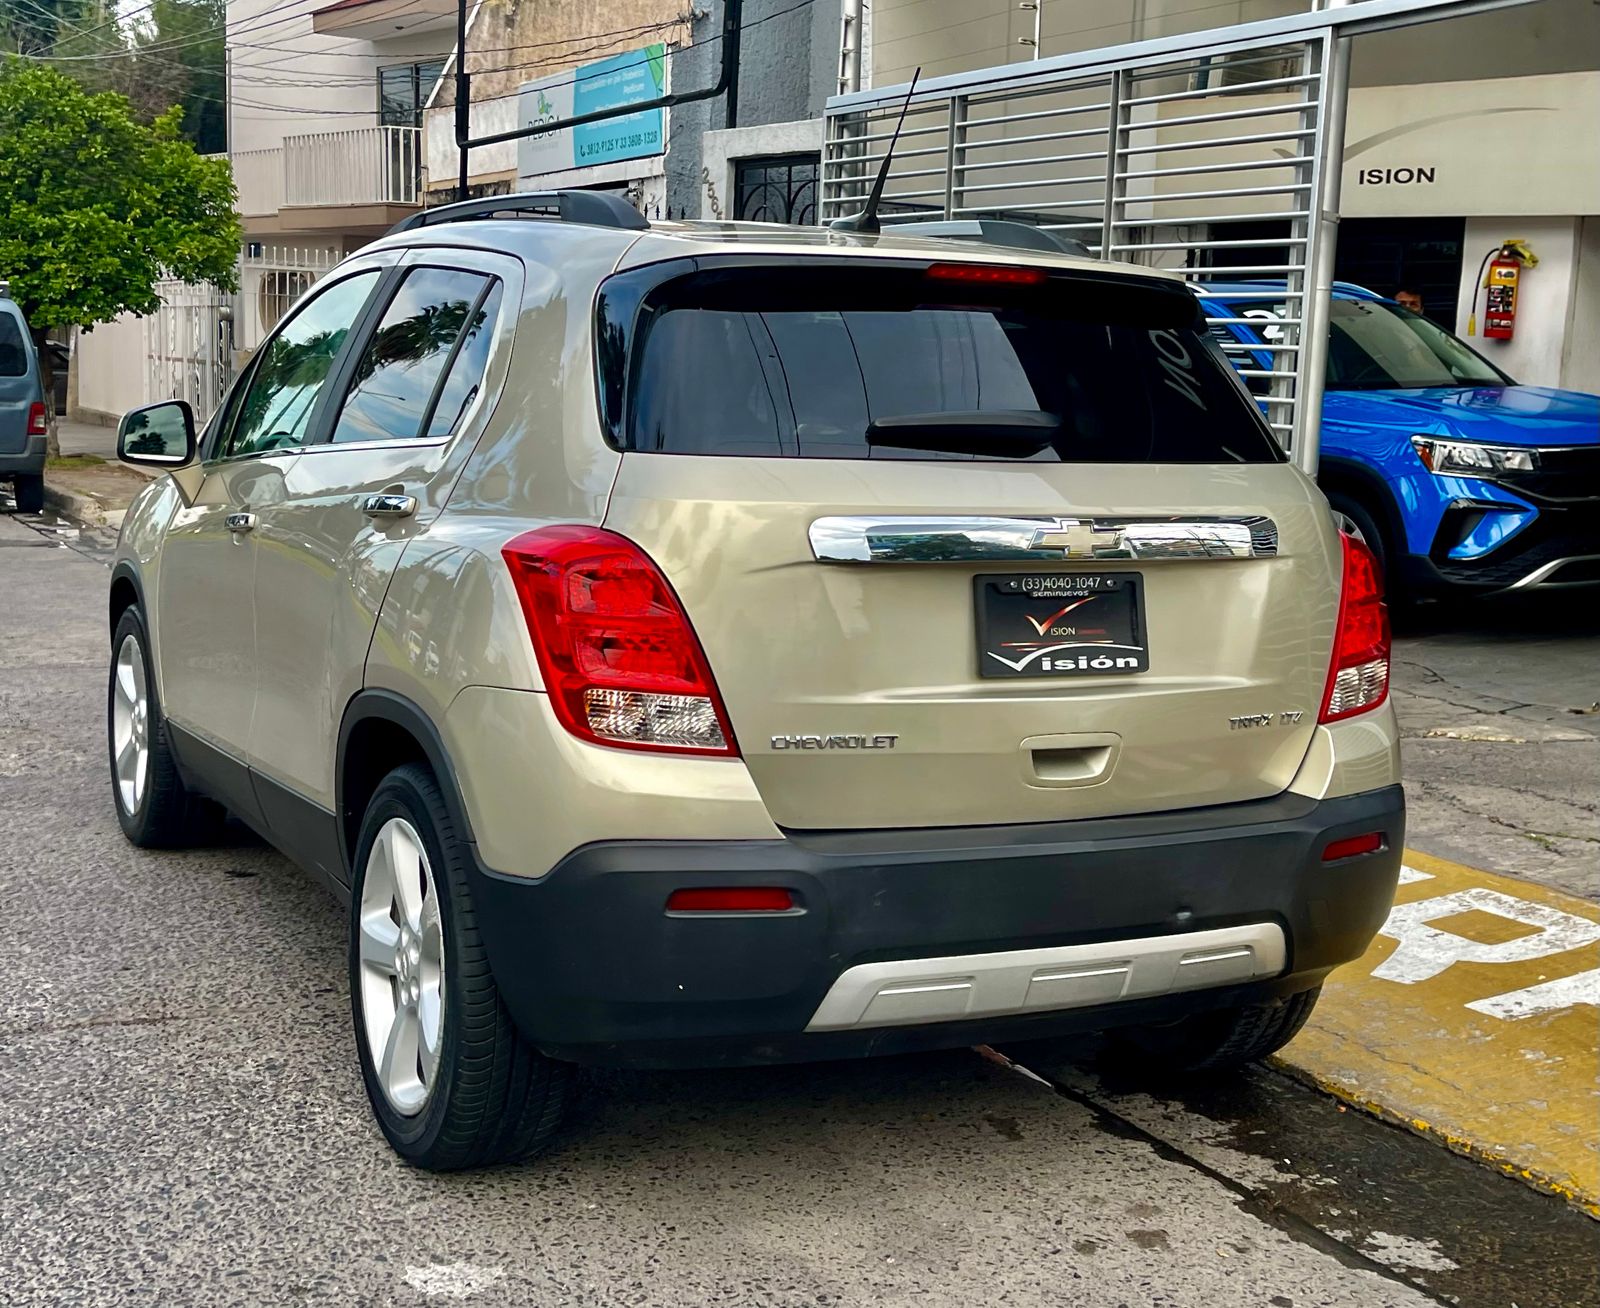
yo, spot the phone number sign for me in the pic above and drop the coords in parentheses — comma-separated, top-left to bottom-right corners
(518, 44, 666, 180)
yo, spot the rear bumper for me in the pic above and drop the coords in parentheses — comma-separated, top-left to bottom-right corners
(0, 434, 45, 477)
(469, 784, 1404, 1067)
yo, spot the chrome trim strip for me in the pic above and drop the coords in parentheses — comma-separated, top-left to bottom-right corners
(809, 514, 1278, 563)
(805, 923, 1286, 1031)
(1508, 554, 1600, 591)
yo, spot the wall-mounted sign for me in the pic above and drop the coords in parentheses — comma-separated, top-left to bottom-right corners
(518, 44, 666, 181)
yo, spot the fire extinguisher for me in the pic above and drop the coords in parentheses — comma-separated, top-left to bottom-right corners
(1468, 239, 1538, 339)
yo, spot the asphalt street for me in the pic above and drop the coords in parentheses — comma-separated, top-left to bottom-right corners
(1, 504, 1595, 1308)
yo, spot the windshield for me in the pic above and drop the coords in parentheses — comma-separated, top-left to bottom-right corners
(600, 262, 1283, 464)
(1325, 298, 1510, 391)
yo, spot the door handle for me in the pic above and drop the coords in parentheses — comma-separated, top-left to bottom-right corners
(225, 512, 256, 534)
(362, 493, 417, 520)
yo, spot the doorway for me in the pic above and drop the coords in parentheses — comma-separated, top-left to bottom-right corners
(1335, 218, 1465, 323)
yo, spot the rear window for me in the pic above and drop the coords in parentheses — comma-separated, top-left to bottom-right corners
(0, 313, 28, 377)
(596, 261, 1281, 463)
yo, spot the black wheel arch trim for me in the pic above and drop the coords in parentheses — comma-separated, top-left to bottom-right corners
(1318, 456, 1406, 558)
(109, 561, 146, 630)
(336, 689, 478, 875)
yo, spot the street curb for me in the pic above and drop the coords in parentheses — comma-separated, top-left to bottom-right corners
(1269, 1053, 1600, 1221)
(42, 481, 109, 527)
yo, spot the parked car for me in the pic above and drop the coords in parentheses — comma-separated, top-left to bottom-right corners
(109, 194, 1403, 1170)
(0, 295, 49, 513)
(44, 339, 70, 417)
(1198, 281, 1600, 595)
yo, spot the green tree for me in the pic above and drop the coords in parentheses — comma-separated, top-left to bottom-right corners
(141, 0, 225, 156)
(0, 60, 239, 452)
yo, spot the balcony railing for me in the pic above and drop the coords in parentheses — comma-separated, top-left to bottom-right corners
(283, 125, 422, 207)
(233, 147, 287, 217)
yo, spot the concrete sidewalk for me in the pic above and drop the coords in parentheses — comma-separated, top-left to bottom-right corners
(43, 419, 157, 527)
(56, 418, 122, 461)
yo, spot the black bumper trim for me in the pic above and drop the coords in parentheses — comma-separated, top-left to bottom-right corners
(468, 786, 1404, 1067)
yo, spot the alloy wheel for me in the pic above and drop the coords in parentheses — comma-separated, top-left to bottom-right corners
(111, 635, 150, 816)
(357, 818, 446, 1116)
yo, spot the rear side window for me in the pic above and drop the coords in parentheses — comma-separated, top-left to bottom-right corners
(330, 267, 499, 445)
(597, 262, 1282, 464)
(0, 313, 29, 377)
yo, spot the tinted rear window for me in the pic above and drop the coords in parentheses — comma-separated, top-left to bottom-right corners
(597, 262, 1281, 464)
(0, 313, 28, 377)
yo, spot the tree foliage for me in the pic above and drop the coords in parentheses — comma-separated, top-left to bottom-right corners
(0, 60, 240, 337)
(2, 0, 225, 153)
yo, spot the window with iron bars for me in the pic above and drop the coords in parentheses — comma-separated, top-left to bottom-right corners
(735, 155, 820, 226)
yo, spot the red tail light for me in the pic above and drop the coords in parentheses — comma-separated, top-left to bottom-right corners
(26, 402, 46, 436)
(501, 526, 738, 756)
(666, 887, 794, 913)
(1319, 533, 1390, 723)
(926, 262, 1048, 286)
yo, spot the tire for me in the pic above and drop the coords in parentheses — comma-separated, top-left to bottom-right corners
(108, 606, 225, 848)
(349, 763, 571, 1170)
(12, 473, 44, 514)
(1104, 987, 1322, 1076)
(1325, 491, 1395, 594)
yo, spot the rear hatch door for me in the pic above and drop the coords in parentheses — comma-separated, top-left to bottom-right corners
(601, 256, 1340, 830)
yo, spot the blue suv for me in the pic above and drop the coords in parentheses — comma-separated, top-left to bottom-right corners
(1198, 281, 1599, 596)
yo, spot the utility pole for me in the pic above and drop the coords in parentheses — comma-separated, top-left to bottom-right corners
(455, 0, 470, 201)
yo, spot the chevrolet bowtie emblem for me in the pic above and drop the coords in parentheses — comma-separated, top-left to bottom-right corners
(1027, 520, 1121, 556)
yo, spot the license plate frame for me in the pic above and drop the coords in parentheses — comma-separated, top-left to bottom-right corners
(974, 572, 1149, 679)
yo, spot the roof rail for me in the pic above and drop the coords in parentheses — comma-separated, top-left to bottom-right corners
(389, 190, 648, 236)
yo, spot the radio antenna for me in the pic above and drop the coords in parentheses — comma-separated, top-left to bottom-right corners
(830, 67, 921, 235)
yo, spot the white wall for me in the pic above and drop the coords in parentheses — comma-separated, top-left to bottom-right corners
(227, 0, 452, 153)
(71, 315, 148, 422)
(1561, 218, 1600, 396)
(1453, 217, 1581, 391)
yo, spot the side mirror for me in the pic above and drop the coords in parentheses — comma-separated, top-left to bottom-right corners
(118, 400, 197, 468)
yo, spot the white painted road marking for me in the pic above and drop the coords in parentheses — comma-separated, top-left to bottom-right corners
(403, 1263, 506, 1299)
(1466, 966, 1600, 1020)
(1374, 887, 1600, 986)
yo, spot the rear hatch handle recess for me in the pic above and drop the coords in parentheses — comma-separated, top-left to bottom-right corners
(809, 515, 1279, 563)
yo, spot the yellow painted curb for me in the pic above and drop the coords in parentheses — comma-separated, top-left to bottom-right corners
(1277, 849, 1599, 1219)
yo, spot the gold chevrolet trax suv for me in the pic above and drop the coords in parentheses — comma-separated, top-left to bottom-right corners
(109, 193, 1403, 1170)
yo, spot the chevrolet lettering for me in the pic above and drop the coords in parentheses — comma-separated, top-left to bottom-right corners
(771, 734, 899, 750)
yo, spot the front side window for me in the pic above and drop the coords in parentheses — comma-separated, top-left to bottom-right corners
(224, 271, 381, 459)
(1326, 297, 1510, 390)
(602, 263, 1281, 464)
(329, 268, 499, 445)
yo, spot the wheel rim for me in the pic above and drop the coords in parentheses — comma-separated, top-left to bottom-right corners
(357, 818, 446, 1117)
(111, 635, 150, 816)
(1335, 511, 1370, 549)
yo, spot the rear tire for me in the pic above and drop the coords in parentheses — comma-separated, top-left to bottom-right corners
(349, 763, 571, 1170)
(1104, 987, 1321, 1075)
(108, 606, 225, 847)
(1326, 492, 1396, 597)
(12, 473, 44, 514)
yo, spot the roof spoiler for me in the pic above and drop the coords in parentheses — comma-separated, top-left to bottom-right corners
(892, 219, 1092, 259)
(389, 190, 648, 236)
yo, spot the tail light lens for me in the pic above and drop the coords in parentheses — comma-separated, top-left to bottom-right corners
(1319, 532, 1390, 723)
(26, 402, 46, 436)
(501, 525, 738, 756)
